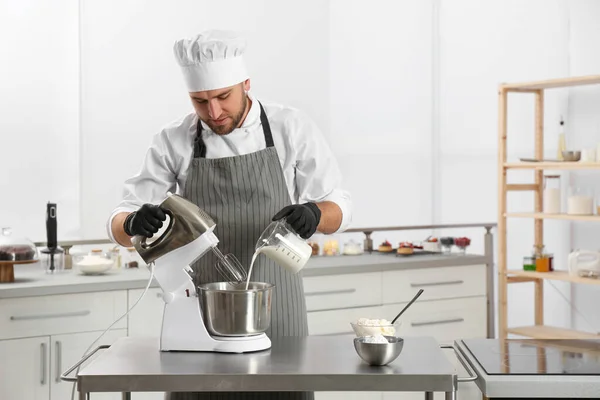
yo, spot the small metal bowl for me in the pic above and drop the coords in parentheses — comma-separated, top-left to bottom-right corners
(353, 336, 404, 366)
(562, 150, 581, 161)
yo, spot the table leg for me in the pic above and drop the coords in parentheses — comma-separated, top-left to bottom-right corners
(122, 393, 132, 400)
(425, 393, 434, 400)
(445, 391, 456, 400)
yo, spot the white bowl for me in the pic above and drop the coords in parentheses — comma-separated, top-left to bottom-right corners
(74, 254, 114, 275)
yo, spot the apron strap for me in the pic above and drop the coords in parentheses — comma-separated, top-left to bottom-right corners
(194, 101, 274, 158)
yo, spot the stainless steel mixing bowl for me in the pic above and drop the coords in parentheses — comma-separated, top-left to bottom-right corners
(197, 281, 274, 337)
(353, 336, 404, 366)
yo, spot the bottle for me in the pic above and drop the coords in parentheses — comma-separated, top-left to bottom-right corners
(557, 118, 566, 160)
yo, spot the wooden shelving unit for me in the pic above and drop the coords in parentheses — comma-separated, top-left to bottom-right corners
(498, 74, 600, 340)
(505, 212, 600, 222)
(505, 161, 600, 170)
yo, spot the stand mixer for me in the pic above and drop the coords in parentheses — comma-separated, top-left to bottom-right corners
(132, 192, 272, 353)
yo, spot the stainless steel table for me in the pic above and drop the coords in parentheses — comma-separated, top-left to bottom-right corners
(455, 339, 600, 398)
(63, 336, 463, 399)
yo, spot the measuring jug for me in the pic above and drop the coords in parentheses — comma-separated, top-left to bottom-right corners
(255, 219, 313, 274)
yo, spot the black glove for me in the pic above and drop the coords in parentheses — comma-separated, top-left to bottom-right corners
(123, 204, 167, 237)
(272, 203, 321, 239)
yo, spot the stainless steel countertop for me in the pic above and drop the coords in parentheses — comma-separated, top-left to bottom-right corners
(455, 339, 600, 398)
(0, 252, 488, 299)
(74, 336, 457, 393)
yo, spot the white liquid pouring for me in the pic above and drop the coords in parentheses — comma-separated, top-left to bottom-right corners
(245, 233, 312, 289)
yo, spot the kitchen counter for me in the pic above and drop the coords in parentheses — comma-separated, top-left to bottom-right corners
(0, 252, 489, 299)
(66, 336, 457, 395)
(455, 338, 600, 398)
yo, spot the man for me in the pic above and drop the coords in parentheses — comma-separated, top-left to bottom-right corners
(107, 29, 352, 400)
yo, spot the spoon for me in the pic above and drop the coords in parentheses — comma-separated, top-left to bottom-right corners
(391, 289, 424, 324)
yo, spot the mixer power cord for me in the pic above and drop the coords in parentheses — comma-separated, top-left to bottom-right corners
(70, 262, 155, 400)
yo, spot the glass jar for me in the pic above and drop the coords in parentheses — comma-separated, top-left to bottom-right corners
(533, 245, 552, 273)
(110, 248, 121, 268)
(125, 247, 140, 268)
(543, 175, 561, 214)
(523, 256, 536, 271)
(343, 239, 363, 255)
(322, 237, 340, 256)
(568, 186, 593, 215)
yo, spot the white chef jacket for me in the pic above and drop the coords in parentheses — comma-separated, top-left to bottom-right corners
(106, 93, 352, 243)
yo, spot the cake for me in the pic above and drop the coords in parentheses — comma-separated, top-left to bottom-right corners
(378, 240, 393, 252)
(397, 242, 414, 255)
(0, 246, 36, 261)
(422, 237, 441, 252)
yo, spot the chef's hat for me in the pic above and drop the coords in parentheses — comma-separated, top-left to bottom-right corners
(173, 30, 249, 92)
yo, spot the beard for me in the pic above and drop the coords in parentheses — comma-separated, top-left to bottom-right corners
(205, 94, 248, 135)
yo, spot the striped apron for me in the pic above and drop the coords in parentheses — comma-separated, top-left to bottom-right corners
(166, 103, 313, 400)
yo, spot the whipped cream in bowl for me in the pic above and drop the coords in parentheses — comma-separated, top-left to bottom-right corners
(350, 317, 400, 337)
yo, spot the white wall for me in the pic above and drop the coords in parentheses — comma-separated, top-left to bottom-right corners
(0, 0, 80, 241)
(329, 0, 433, 232)
(438, 0, 574, 333)
(564, 0, 600, 335)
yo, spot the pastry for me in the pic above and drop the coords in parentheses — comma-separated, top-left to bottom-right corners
(397, 242, 414, 255)
(440, 237, 454, 246)
(454, 237, 471, 247)
(422, 237, 441, 252)
(378, 240, 393, 253)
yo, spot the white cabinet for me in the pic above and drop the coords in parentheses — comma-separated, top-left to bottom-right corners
(0, 290, 129, 400)
(0, 336, 50, 400)
(304, 272, 382, 311)
(308, 306, 383, 336)
(382, 265, 486, 305)
(382, 297, 487, 343)
(0, 291, 127, 340)
(50, 329, 127, 400)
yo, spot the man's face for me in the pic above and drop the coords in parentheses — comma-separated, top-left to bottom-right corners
(189, 80, 251, 135)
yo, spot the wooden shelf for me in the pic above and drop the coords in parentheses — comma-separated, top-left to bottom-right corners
(504, 161, 600, 170)
(508, 325, 600, 339)
(501, 75, 600, 91)
(505, 212, 600, 222)
(506, 270, 600, 285)
(498, 75, 600, 341)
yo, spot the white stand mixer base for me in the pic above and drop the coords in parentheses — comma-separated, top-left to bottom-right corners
(159, 281, 271, 353)
(150, 228, 272, 354)
(204, 334, 271, 353)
